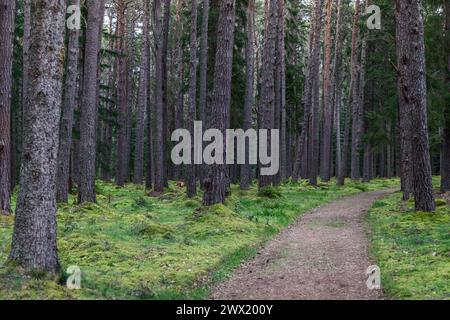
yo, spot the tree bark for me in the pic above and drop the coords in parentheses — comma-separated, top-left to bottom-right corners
(116, 0, 129, 187)
(134, 1, 150, 185)
(395, 0, 435, 211)
(240, 0, 255, 190)
(153, 0, 166, 193)
(441, 0, 450, 192)
(56, 0, 80, 202)
(9, 0, 65, 273)
(308, 0, 323, 186)
(278, 0, 287, 182)
(350, 0, 362, 181)
(320, 0, 333, 182)
(0, 0, 15, 214)
(258, 0, 278, 189)
(186, 0, 198, 198)
(78, 0, 105, 203)
(203, 0, 236, 205)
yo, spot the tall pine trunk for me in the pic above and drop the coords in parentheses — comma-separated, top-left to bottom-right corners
(333, 0, 344, 180)
(186, 0, 198, 198)
(441, 0, 450, 192)
(9, 0, 65, 273)
(350, 0, 362, 181)
(240, 0, 255, 190)
(395, 0, 435, 211)
(116, 1, 129, 187)
(278, 0, 287, 182)
(308, 0, 323, 186)
(57, 0, 80, 202)
(320, 0, 333, 182)
(134, 0, 150, 184)
(78, 0, 105, 203)
(258, 0, 278, 189)
(0, 0, 15, 214)
(203, 0, 236, 205)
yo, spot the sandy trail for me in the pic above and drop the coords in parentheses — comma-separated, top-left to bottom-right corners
(211, 190, 393, 300)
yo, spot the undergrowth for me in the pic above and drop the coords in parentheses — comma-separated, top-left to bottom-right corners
(0, 178, 399, 300)
(367, 191, 450, 300)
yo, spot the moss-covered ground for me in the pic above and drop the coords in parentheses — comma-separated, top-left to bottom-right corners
(0, 178, 400, 300)
(366, 178, 450, 300)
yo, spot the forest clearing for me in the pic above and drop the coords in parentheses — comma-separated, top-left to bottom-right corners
(0, 0, 449, 302)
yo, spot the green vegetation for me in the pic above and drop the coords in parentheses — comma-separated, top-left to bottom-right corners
(367, 191, 450, 300)
(0, 179, 399, 300)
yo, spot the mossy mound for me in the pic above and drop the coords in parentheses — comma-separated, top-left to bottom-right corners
(130, 218, 173, 238)
(257, 186, 282, 199)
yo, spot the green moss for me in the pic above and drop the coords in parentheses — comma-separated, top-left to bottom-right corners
(257, 186, 282, 199)
(0, 178, 402, 300)
(367, 191, 450, 300)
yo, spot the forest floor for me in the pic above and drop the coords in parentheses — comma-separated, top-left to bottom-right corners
(211, 190, 391, 300)
(0, 178, 448, 300)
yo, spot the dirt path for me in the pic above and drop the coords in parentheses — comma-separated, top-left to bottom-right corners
(211, 190, 394, 300)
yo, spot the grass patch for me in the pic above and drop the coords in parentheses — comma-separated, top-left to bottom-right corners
(366, 191, 450, 300)
(0, 178, 399, 300)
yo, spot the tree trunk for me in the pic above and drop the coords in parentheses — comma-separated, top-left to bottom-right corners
(9, 0, 65, 273)
(395, 0, 435, 211)
(78, 0, 105, 203)
(320, 0, 333, 182)
(116, 1, 129, 187)
(240, 0, 255, 190)
(134, 1, 150, 184)
(308, 0, 323, 186)
(441, 0, 450, 192)
(56, 0, 80, 202)
(338, 92, 351, 185)
(153, 0, 166, 193)
(203, 0, 236, 205)
(186, 0, 198, 198)
(258, 0, 278, 189)
(0, 0, 15, 214)
(198, 0, 210, 184)
(350, 0, 362, 181)
(332, 0, 344, 180)
(278, 0, 287, 182)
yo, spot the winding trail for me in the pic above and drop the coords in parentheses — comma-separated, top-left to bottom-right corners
(211, 189, 394, 300)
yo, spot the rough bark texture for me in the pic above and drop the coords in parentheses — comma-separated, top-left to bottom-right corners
(0, 0, 15, 214)
(307, 0, 323, 186)
(395, 0, 435, 211)
(278, 0, 287, 182)
(333, 0, 344, 181)
(56, 0, 80, 203)
(161, 0, 172, 188)
(350, 0, 362, 181)
(173, 0, 185, 182)
(258, 0, 278, 189)
(116, 1, 129, 187)
(198, 0, 210, 183)
(186, 0, 198, 198)
(441, 0, 450, 192)
(134, 0, 151, 185)
(320, 0, 333, 182)
(153, 0, 166, 193)
(78, 0, 105, 203)
(240, 0, 255, 190)
(203, 0, 236, 205)
(9, 0, 66, 273)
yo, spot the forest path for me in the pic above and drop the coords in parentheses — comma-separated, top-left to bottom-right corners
(211, 189, 394, 300)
